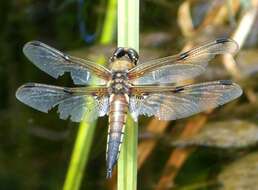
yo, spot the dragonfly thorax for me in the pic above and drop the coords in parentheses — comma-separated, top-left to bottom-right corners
(108, 72, 130, 94)
(109, 60, 135, 71)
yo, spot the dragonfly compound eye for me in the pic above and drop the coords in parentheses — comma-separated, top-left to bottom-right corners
(115, 47, 127, 58)
(127, 48, 139, 65)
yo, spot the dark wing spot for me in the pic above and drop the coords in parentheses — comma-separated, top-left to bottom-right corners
(63, 88, 74, 94)
(173, 86, 184, 93)
(178, 51, 190, 60)
(219, 80, 232, 85)
(63, 54, 70, 61)
(216, 38, 230, 44)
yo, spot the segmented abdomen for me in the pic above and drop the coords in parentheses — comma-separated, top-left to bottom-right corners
(106, 94, 128, 178)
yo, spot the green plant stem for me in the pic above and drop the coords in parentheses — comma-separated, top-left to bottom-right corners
(62, 0, 116, 189)
(117, 0, 139, 190)
(117, 0, 139, 50)
(63, 121, 97, 190)
(100, 0, 117, 44)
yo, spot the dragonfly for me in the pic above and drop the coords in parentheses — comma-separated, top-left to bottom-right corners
(16, 38, 242, 178)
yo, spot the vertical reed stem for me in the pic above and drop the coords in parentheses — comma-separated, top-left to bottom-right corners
(117, 0, 139, 189)
(63, 121, 97, 190)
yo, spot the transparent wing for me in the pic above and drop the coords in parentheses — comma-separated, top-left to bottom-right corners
(129, 80, 242, 121)
(129, 38, 239, 84)
(16, 83, 109, 122)
(132, 64, 206, 84)
(23, 41, 111, 85)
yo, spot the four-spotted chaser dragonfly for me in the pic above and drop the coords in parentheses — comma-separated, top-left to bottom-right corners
(16, 38, 242, 178)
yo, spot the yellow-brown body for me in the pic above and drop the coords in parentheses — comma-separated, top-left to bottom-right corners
(106, 59, 134, 178)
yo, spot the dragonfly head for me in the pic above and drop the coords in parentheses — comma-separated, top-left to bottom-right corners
(109, 47, 139, 65)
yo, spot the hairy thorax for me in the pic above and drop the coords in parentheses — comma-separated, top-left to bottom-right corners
(108, 72, 131, 95)
(109, 60, 134, 71)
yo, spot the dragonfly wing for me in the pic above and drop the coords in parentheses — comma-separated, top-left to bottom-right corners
(23, 41, 110, 85)
(129, 80, 242, 121)
(130, 38, 238, 84)
(57, 95, 109, 122)
(16, 83, 109, 122)
(132, 64, 205, 85)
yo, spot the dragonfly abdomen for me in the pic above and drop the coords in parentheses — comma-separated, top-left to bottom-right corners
(106, 94, 129, 178)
